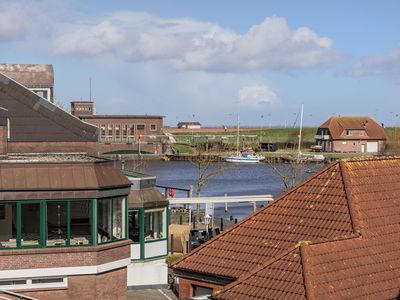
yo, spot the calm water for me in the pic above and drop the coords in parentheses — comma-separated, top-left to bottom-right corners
(123, 160, 325, 220)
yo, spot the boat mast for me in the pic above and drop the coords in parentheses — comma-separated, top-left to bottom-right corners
(297, 103, 304, 160)
(237, 115, 240, 154)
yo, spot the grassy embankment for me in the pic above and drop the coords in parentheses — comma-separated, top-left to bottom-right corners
(171, 127, 400, 154)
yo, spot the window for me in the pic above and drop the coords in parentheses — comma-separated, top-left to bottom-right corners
(192, 285, 213, 297)
(115, 125, 121, 141)
(70, 201, 91, 245)
(98, 198, 126, 244)
(128, 210, 140, 242)
(342, 141, 347, 145)
(98, 199, 112, 243)
(360, 131, 365, 136)
(346, 130, 353, 136)
(122, 125, 128, 139)
(47, 202, 68, 246)
(0, 280, 27, 286)
(150, 124, 157, 131)
(21, 203, 41, 247)
(0, 203, 17, 248)
(100, 125, 106, 137)
(144, 208, 165, 241)
(129, 125, 135, 136)
(32, 278, 64, 284)
(136, 124, 145, 130)
(107, 125, 113, 136)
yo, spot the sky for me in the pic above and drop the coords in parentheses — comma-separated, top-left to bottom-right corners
(1, 0, 400, 127)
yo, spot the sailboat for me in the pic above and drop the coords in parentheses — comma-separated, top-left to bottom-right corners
(225, 115, 265, 163)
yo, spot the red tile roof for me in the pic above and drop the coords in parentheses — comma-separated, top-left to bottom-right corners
(319, 116, 386, 140)
(173, 162, 355, 279)
(209, 157, 400, 299)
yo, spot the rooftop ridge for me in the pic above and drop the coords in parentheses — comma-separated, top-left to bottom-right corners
(173, 160, 341, 270)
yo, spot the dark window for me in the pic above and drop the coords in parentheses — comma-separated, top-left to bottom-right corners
(0, 280, 27, 286)
(70, 201, 91, 245)
(21, 203, 40, 247)
(128, 210, 140, 242)
(192, 285, 213, 297)
(129, 125, 135, 136)
(0, 203, 17, 248)
(346, 130, 352, 136)
(47, 202, 68, 246)
(108, 125, 113, 136)
(136, 124, 145, 130)
(150, 124, 157, 131)
(32, 278, 64, 284)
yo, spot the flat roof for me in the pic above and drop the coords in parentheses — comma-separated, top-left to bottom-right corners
(81, 115, 164, 119)
(0, 153, 104, 163)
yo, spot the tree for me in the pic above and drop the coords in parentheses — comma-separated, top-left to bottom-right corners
(190, 143, 226, 224)
(268, 158, 308, 192)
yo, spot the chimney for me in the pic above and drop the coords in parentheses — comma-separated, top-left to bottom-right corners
(0, 107, 8, 155)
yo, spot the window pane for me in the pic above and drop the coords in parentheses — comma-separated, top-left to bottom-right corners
(70, 201, 91, 245)
(21, 203, 40, 246)
(128, 210, 140, 242)
(144, 209, 165, 241)
(98, 199, 112, 243)
(112, 198, 125, 240)
(47, 202, 67, 246)
(0, 203, 17, 248)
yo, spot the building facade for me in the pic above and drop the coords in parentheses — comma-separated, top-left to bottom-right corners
(0, 64, 54, 102)
(125, 171, 169, 289)
(0, 69, 98, 155)
(315, 116, 386, 153)
(0, 154, 132, 300)
(71, 101, 164, 155)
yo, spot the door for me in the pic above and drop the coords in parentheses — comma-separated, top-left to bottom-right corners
(367, 141, 378, 153)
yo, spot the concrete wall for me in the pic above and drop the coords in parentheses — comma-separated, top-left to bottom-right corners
(127, 258, 168, 288)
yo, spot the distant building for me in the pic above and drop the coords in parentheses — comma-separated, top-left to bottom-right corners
(177, 121, 201, 129)
(71, 101, 164, 154)
(0, 64, 54, 102)
(315, 116, 386, 153)
(173, 157, 400, 299)
(0, 68, 98, 155)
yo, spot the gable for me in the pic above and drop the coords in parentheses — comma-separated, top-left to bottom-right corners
(0, 73, 98, 142)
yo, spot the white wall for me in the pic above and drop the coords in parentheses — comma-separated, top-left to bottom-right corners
(127, 258, 168, 288)
(131, 243, 141, 260)
(145, 240, 167, 259)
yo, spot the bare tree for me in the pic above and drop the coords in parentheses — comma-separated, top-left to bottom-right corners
(190, 143, 226, 223)
(268, 158, 308, 191)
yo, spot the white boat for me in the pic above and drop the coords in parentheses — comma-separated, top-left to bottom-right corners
(225, 115, 265, 163)
(225, 152, 265, 163)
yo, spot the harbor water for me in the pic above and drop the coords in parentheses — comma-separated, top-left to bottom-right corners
(123, 160, 325, 221)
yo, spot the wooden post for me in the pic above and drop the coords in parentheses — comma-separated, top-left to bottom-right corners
(179, 215, 183, 225)
(188, 185, 193, 198)
(170, 234, 174, 255)
(220, 218, 224, 231)
(224, 193, 228, 213)
(186, 241, 189, 254)
(253, 201, 257, 212)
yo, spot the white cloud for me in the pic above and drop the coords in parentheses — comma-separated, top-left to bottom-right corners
(0, 2, 33, 41)
(339, 44, 400, 78)
(238, 84, 277, 105)
(52, 13, 342, 72)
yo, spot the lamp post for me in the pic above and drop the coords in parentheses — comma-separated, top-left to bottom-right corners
(204, 214, 211, 240)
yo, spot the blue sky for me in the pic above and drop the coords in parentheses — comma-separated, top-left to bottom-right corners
(1, 0, 400, 127)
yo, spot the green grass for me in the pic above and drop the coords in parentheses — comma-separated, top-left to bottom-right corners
(166, 253, 184, 267)
(102, 149, 152, 155)
(173, 143, 193, 154)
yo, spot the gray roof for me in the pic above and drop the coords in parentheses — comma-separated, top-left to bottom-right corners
(82, 115, 164, 119)
(0, 64, 54, 88)
(0, 72, 98, 142)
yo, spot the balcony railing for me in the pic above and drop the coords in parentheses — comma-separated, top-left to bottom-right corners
(315, 135, 330, 140)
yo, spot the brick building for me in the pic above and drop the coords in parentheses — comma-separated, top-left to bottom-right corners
(71, 101, 164, 155)
(0, 153, 132, 300)
(315, 116, 386, 153)
(173, 157, 400, 299)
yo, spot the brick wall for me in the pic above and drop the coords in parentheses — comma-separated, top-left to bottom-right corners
(178, 277, 224, 299)
(0, 240, 131, 270)
(8, 268, 127, 300)
(7, 141, 98, 155)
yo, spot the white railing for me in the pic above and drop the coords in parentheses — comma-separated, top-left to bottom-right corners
(314, 135, 330, 140)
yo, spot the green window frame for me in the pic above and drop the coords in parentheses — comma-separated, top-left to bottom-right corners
(97, 197, 127, 245)
(0, 199, 95, 250)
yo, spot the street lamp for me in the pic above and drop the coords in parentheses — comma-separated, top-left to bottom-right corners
(204, 214, 211, 239)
